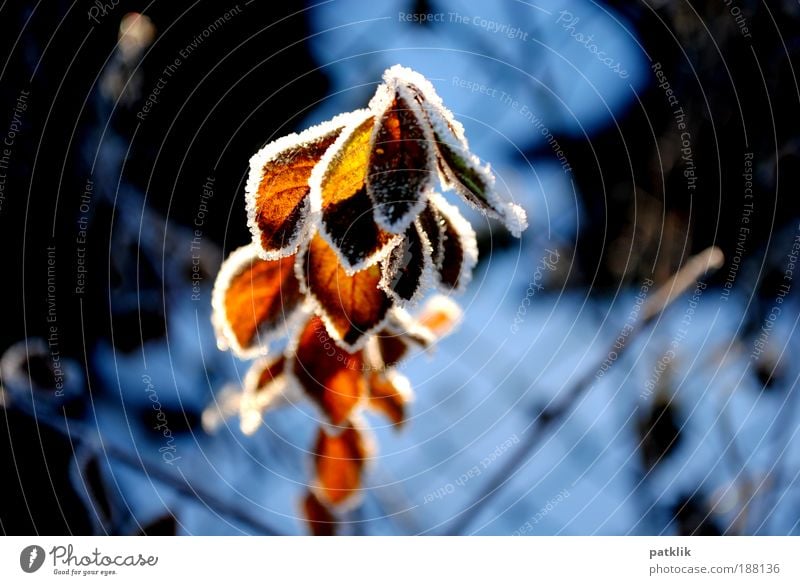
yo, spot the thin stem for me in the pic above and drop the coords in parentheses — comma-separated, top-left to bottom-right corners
(445, 247, 724, 535)
(7, 399, 284, 535)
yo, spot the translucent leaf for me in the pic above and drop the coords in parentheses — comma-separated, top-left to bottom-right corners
(368, 370, 412, 427)
(246, 112, 353, 259)
(289, 316, 366, 425)
(312, 423, 370, 506)
(298, 234, 392, 351)
(211, 244, 302, 357)
(415, 295, 463, 338)
(364, 307, 436, 370)
(239, 355, 291, 435)
(310, 110, 401, 272)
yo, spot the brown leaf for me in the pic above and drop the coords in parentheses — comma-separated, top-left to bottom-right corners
(212, 244, 301, 356)
(379, 220, 430, 304)
(300, 234, 392, 350)
(311, 111, 400, 271)
(429, 194, 477, 292)
(367, 92, 433, 232)
(313, 424, 368, 506)
(391, 66, 527, 236)
(418, 202, 445, 267)
(291, 316, 366, 425)
(367, 310, 435, 369)
(368, 371, 412, 427)
(303, 490, 337, 536)
(246, 113, 350, 258)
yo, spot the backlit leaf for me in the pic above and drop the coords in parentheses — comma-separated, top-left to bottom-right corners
(246, 112, 353, 259)
(299, 234, 392, 351)
(415, 295, 463, 338)
(290, 316, 366, 425)
(310, 110, 401, 272)
(313, 423, 369, 506)
(367, 87, 434, 233)
(239, 355, 290, 435)
(368, 371, 412, 427)
(384, 65, 528, 237)
(211, 244, 301, 357)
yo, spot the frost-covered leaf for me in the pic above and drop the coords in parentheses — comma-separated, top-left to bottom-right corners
(312, 423, 370, 506)
(203, 358, 296, 436)
(238, 355, 293, 435)
(363, 308, 438, 371)
(367, 83, 434, 233)
(211, 244, 302, 357)
(201, 384, 242, 434)
(417, 201, 445, 268)
(435, 132, 527, 237)
(365, 296, 461, 370)
(298, 234, 392, 351)
(368, 370, 412, 427)
(246, 112, 353, 259)
(383, 65, 528, 237)
(379, 220, 432, 305)
(244, 355, 287, 395)
(428, 193, 478, 292)
(289, 316, 366, 425)
(310, 110, 401, 272)
(415, 295, 463, 338)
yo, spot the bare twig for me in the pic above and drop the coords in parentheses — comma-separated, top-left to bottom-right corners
(445, 247, 724, 535)
(6, 399, 285, 535)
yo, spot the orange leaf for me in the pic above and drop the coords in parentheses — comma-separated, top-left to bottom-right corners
(291, 316, 366, 425)
(416, 295, 463, 338)
(374, 331, 412, 367)
(300, 234, 392, 351)
(368, 371, 412, 427)
(212, 244, 301, 357)
(311, 111, 401, 272)
(245, 355, 286, 393)
(369, 321, 430, 369)
(239, 355, 289, 435)
(313, 424, 368, 506)
(246, 113, 351, 258)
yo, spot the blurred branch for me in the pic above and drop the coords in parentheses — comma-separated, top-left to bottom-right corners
(102, 440, 283, 535)
(445, 247, 724, 534)
(9, 400, 285, 535)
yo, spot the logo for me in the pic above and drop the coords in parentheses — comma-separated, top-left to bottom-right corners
(20, 545, 45, 573)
